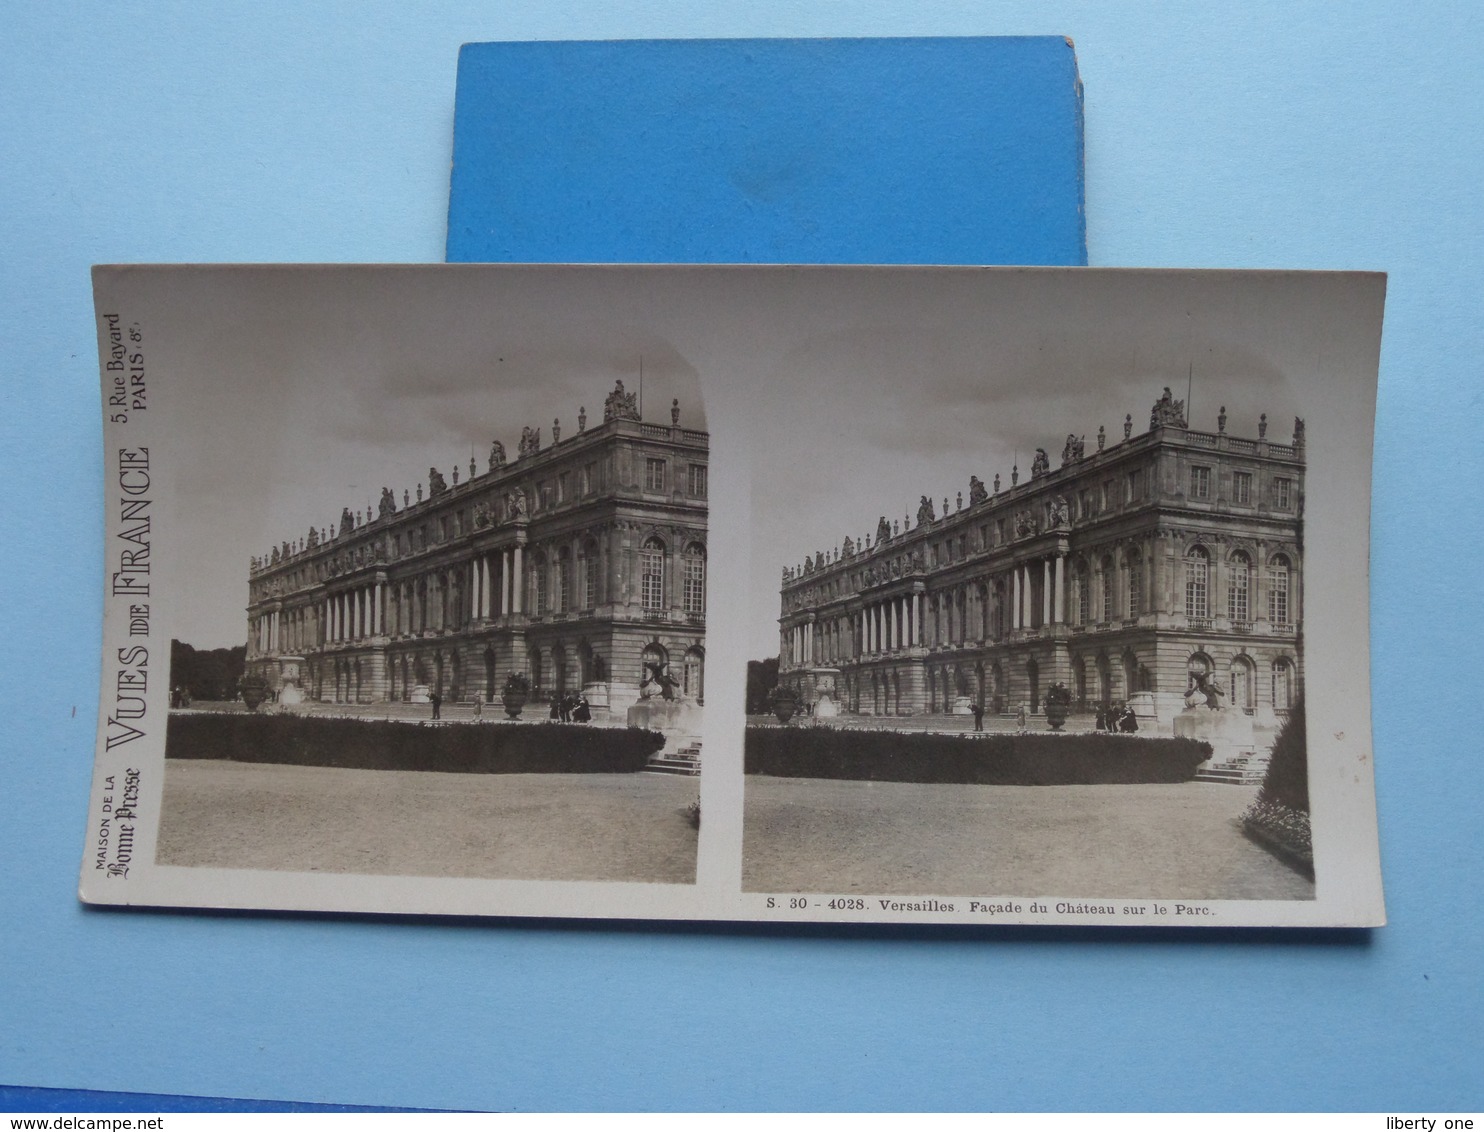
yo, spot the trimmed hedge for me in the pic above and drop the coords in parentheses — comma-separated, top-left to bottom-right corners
(1256, 696, 1309, 814)
(167, 714, 665, 774)
(744, 726, 1211, 785)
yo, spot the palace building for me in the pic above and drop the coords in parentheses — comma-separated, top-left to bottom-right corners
(245, 380, 707, 713)
(777, 390, 1303, 726)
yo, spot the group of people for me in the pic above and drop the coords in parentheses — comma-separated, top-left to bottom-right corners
(1095, 702, 1140, 733)
(964, 700, 1140, 732)
(549, 692, 593, 723)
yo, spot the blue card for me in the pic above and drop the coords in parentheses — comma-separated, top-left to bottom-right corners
(448, 37, 1086, 265)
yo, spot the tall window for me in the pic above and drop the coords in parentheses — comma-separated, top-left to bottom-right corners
(1233, 471, 1253, 504)
(1269, 555, 1291, 624)
(580, 538, 599, 608)
(1185, 546, 1210, 618)
(580, 463, 594, 495)
(1100, 556, 1115, 622)
(641, 537, 666, 610)
(531, 552, 548, 614)
(1075, 561, 1090, 626)
(558, 472, 570, 502)
(1274, 477, 1293, 509)
(1272, 659, 1293, 710)
(1228, 551, 1251, 622)
(645, 458, 666, 493)
(688, 464, 708, 498)
(683, 543, 706, 614)
(1190, 466, 1212, 500)
(556, 547, 571, 613)
(1126, 553, 1142, 617)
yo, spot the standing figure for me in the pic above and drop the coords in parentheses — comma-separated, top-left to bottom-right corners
(429, 688, 442, 720)
(970, 700, 984, 732)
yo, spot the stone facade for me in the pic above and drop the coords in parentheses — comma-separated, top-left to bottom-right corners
(246, 382, 707, 713)
(778, 392, 1304, 725)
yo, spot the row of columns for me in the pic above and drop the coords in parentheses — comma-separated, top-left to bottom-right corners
(860, 592, 924, 656)
(325, 582, 383, 643)
(472, 545, 524, 619)
(1009, 554, 1066, 630)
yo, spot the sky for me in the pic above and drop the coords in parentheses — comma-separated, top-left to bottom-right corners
(95, 265, 1383, 666)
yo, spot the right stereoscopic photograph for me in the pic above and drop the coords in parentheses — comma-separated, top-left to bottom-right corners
(739, 268, 1384, 918)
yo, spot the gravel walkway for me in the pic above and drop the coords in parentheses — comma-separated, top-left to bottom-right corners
(157, 761, 698, 884)
(742, 776, 1313, 900)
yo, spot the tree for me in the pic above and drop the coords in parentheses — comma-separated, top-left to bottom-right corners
(745, 657, 780, 714)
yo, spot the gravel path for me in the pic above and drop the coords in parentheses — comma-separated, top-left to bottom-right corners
(742, 776, 1313, 900)
(157, 761, 698, 884)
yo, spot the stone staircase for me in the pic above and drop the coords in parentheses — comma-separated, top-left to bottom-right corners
(1195, 752, 1270, 784)
(645, 737, 702, 776)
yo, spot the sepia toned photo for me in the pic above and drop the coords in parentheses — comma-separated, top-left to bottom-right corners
(92, 266, 707, 902)
(732, 268, 1382, 918)
(86, 264, 1383, 926)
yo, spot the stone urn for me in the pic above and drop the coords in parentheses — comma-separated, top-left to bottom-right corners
(501, 674, 531, 720)
(241, 673, 269, 712)
(1044, 682, 1072, 731)
(771, 688, 800, 725)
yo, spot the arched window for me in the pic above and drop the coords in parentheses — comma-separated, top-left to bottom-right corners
(1269, 554, 1291, 625)
(683, 542, 706, 615)
(641, 537, 666, 611)
(1126, 551, 1143, 617)
(556, 546, 572, 613)
(1185, 546, 1210, 618)
(1231, 655, 1255, 712)
(1272, 658, 1293, 710)
(528, 648, 543, 692)
(683, 646, 705, 702)
(1100, 555, 1115, 622)
(1228, 551, 1252, 622)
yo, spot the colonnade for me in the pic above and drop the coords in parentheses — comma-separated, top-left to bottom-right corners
(324, 582, 384, 643)
(471, 544, 524, 619)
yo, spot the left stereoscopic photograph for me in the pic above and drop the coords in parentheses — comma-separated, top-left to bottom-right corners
(87, 266, 707, 912)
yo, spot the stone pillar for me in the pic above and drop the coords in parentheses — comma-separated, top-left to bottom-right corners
(374, 582, 383, 635)
(1043, 558, 1053, 626)
(1055, 555, 1066, 623)
(915, 592, 924, 646)
(1012, 569, 1022, 630)
(512, 545, 524, 614)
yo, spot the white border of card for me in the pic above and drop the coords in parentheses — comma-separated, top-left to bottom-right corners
(84, 264, 1384, 928)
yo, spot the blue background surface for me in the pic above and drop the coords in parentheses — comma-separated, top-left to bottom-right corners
(448, 37, 1086, 265)
(3, 2, 1481, 1112)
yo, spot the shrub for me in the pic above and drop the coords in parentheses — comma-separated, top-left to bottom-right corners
(167, 714, 664, 774)
(1257, 695, 1308, 814)
(744, 727, 1210, 785)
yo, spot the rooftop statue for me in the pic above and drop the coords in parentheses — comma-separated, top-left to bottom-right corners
(339, 506, 354, 537)
(1061, 434, 1085, 465)
(916, 495, 936, 526)
(969, 475, 988, 505)
(489, 439, 507, 470)
(1150, 386, 1188, 429)
(428, 466, 448, 497)
(1031, 448, 1050, 478)
(604, 379, 640, 423)
(518, 426, 541, 458)
(876, 515, 892, 545)
(379, 486, 397, 518)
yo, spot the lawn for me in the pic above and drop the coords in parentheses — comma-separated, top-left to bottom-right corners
(742, 776, 1314, 901)
(157, 761, 697, 884)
